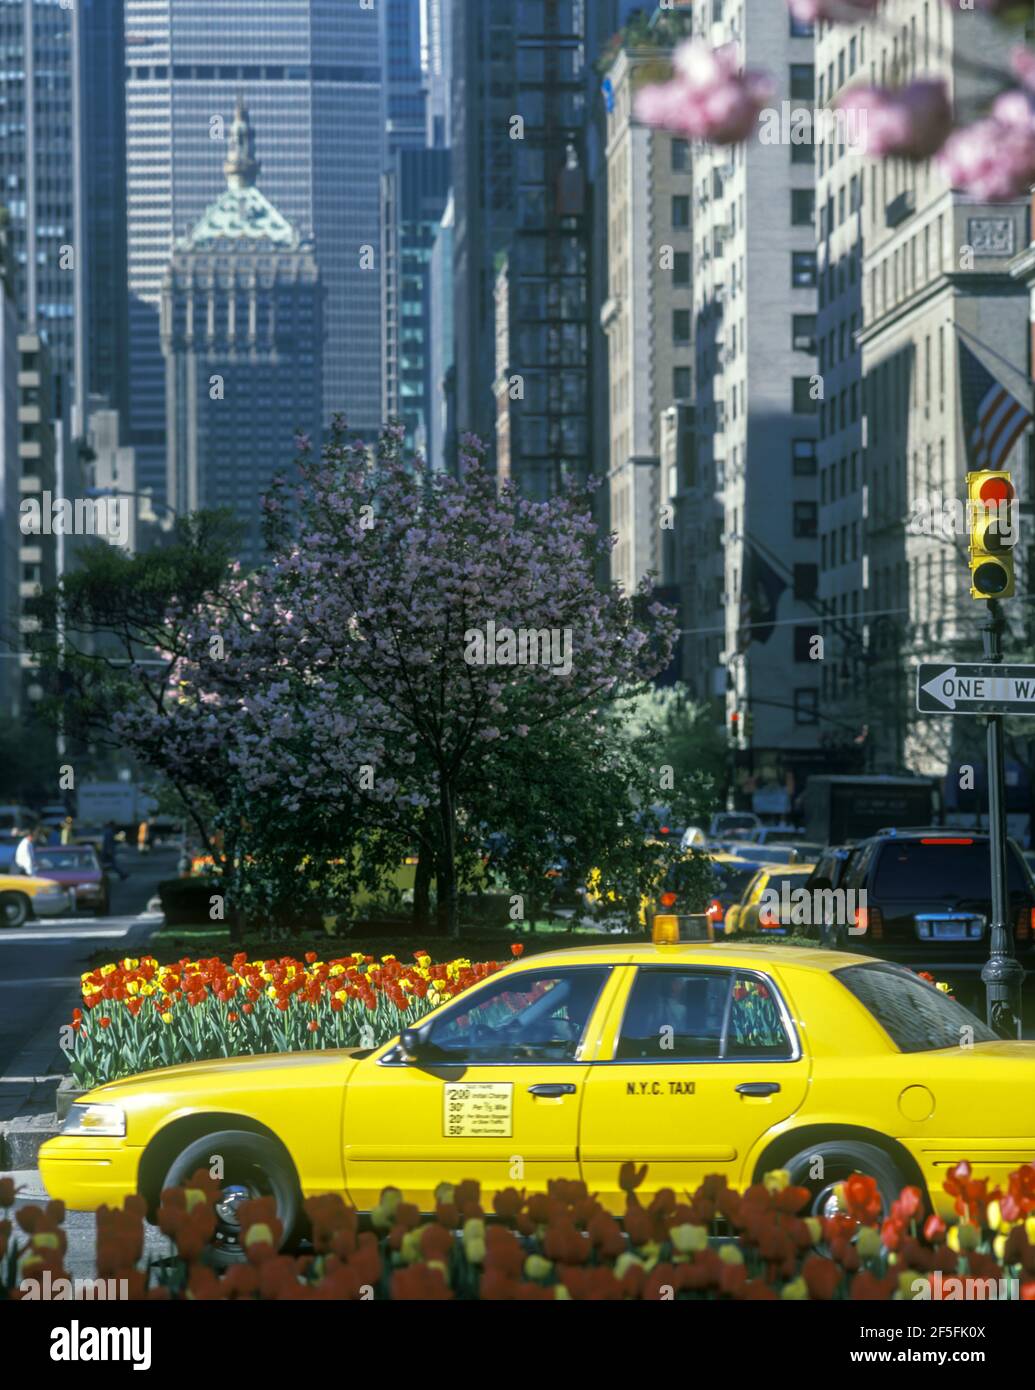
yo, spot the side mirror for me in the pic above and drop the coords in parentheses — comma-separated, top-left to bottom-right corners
(399, 1028, 424, 1062)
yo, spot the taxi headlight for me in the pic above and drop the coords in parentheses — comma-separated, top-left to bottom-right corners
(60, 1103, 126, 1138)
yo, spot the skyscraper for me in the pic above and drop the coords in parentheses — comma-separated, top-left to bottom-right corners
(382, 0, 427, 158)
(162, 101, 322, 567)
(124, 1, 383, 500)
(381, 146, 451, 455)
(816, 1, 1031, 773)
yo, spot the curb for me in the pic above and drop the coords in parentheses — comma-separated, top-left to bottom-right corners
(0, 1112, 61, 1170)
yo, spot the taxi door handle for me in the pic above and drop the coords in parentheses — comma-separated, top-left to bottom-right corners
(528, 1083, 577, 1097)
(735, 1082, 781, 1097)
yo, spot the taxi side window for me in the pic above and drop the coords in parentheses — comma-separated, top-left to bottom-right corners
(426, 968, 609, 1063)
(725, 974, 793, 1059)
(616, 970, 728, 1060)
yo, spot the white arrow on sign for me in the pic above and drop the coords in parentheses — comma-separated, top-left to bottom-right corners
(920, 666, 1035, 710)
(921, 667, 957, 710)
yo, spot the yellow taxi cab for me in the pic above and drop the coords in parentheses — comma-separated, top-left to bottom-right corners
(39, 937, 1035, 1256)
(723, 863, 815, 936)
(0, 871, 73, 928)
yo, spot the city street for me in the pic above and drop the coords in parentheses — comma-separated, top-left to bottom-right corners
(0, 847, 176, 1123)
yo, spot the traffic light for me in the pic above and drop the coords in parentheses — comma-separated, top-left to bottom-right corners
(967, 470, 1016, 600)
(729, 710, 740, 744)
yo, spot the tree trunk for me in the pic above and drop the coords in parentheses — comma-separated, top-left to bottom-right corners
(412, 836, 433, 932)
(437, 778, 460, 938)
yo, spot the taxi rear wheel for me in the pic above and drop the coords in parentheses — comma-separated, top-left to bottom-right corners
(783, 1141, 912, 1222)
(0, 892, 29, 928)
(160, 1129, 302, 1267)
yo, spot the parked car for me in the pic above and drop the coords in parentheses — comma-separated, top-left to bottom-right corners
(829, 828, 1035, 968)
(0, 870, 74, 927)
(33, 844, 110, 915)
(738, 843, 814, 866)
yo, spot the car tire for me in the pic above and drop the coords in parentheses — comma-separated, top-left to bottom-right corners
(0, 892, 30, 928)
(159, 1129, 302, 1267)
(782, 1139, 914, 1221)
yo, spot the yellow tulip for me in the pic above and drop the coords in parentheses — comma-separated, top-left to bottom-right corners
(400, 1230, 423, 1264)
(465, 1236, 487, 1264)
(524, 1254, 553, 1280)
(763, 1169, 791, 1194)
(994, 1234, 1008, 1260)
(947, 1223, 979, 1253)
(856, 1226, 881, 1259)
(184, 1188, 208, 1214)
(669, 1223, 709, 1254)
(718, 1243, 743, 1266)
(782, 1277, 809, 1300)
(434, 1182, 455, 1205)
(100, 964, 116, 977)
(804, 1218, 823, 1245)
(614, 1252, 647, 1279)
(553, 1284, 571, 1300)
(1026, 1215, 1035, 1244)
(161, 1013, 173, 1024)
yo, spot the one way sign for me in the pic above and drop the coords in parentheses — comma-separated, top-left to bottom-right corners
(916, 663, 1035, 715)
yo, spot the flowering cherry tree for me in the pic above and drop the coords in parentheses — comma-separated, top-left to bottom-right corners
(116, 422, 676, 936)
(635, 0, 1035, 202)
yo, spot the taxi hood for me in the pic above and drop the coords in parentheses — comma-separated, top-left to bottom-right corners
(81, 1047, 369, 1103)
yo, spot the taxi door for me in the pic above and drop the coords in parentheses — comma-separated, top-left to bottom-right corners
(579, 964, 810, 1209)
(342, 964, 620, 1210)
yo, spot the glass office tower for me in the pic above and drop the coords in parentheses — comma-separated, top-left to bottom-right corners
(125, 0, 383, 498)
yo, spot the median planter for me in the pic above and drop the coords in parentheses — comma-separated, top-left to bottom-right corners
(56, 1075, 87, 1121)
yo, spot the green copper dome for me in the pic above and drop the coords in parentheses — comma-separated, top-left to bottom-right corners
(179, 96, 302, 250)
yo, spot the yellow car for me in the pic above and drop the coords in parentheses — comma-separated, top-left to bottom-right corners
(0, 871, 73, 928)
(39, 941, 1035, 1253)
(724, 863, 815, 937)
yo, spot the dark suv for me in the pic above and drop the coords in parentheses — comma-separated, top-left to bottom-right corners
(830, 828, 1035, 969)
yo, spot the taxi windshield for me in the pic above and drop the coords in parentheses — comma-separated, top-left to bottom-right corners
(425, 968, 610, 1062)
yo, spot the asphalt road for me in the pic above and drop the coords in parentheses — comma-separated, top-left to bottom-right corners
(0, 847, 177, 1122)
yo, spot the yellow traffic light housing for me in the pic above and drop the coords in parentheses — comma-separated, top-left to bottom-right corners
(967, 470, 1016, 600)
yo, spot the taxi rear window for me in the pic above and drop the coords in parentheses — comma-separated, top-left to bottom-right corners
(836, 963, 997, 1052)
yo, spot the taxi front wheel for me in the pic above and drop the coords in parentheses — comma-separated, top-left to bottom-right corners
(160, 1129, 302, 1266)
(783, 1140, 912, 1222)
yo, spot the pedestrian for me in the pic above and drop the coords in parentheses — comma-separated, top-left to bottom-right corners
(14, 825, 38, 876)
(60, 815, 75, 845)
(100, 820, 129, 882)
(137, 818, 151, 855)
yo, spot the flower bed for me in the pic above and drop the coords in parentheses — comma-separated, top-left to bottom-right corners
(4, 1160, 1035, 1301)
(68, 948, 519, 1089)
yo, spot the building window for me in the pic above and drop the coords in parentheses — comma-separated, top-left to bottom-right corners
(673, 310, 691, 344)
(794, 564, 819, 600)
(790, 12, 814, 37)
(793, 501, 819, 537)
(792, 438, 818, 475)
(790, 64, 814, 100)
(791, 251, 817, 288)
(794, 688, 820, 724)
(792, 314, 817, 353)
(673, 251, 691, 286)
(674, 366, 692, 399)
(671, 139, 690, 172)
(791, 188, 815, 226)
(672, 195, 690, 228)
(794, 627, 819, 662)
(793, 377, 818, 414)
(790, 141, 815, 165)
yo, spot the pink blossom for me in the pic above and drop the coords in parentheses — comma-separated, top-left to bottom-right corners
(1011, 45, 1035, 95)
(937, 91, 1035, 201)
(634, 41, 775, 146)
(788, 0, 878, 22)
(837, 79, 953, 159)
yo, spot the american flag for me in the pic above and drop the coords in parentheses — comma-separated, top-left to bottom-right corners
(958, 340, 1033, 471)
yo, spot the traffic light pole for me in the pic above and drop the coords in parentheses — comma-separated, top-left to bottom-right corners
(980, 599, 1024, 1039)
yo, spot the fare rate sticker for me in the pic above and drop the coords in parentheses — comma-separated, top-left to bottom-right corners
(443, 1082, 513, 1138)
